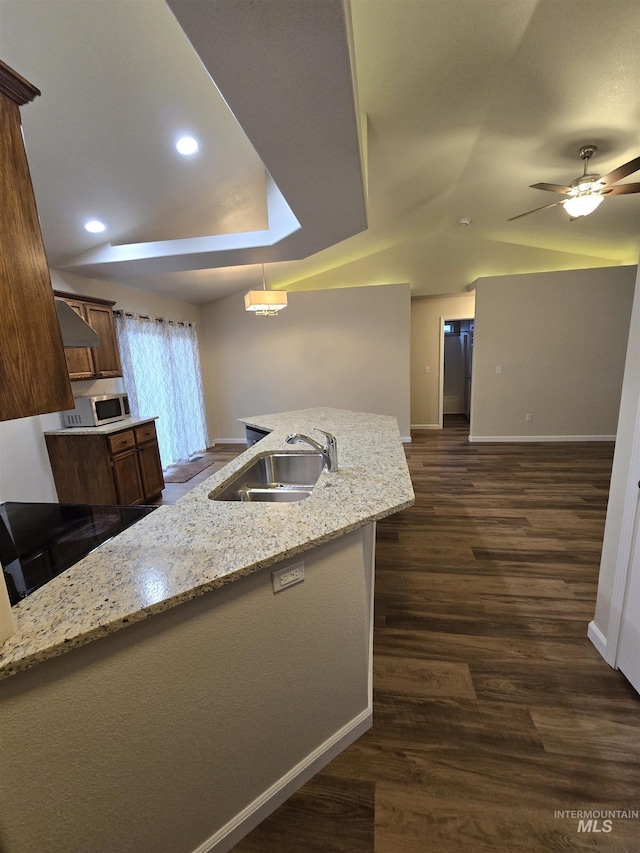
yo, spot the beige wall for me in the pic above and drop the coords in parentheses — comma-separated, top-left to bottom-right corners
(50, 269, 202, 324)
(411, 292, 475, 427)
(199, 283, 411, 441)
(470, 266, 636, 441)
(593, 264, 640, 640)
(0, 276, 410, 501)
(0, 270, 202, 503)
(0, 526, 374, 853)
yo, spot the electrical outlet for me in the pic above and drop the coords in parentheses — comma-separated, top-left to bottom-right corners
(272, 562, 305, 593)
(525, 413, 532, 422)
(495, 365, 502, 374)
(424, 365, 430, 374)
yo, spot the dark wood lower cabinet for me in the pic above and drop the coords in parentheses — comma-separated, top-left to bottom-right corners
(112, 448, 145, 506)
(137, 442, 164, 499)
(45, 420, 164, 505)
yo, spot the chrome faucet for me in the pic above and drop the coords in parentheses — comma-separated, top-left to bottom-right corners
(285, 429, 339, 473)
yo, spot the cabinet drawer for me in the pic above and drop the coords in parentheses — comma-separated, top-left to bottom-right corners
(135, 422, 157, 445)
(108, 430, 136, 454)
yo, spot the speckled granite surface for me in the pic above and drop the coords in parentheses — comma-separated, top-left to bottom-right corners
(44, 416, 158, 436)
(0, 408, 414, 680)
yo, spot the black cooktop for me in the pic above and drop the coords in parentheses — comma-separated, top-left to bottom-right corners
(0, 502, 157, 606)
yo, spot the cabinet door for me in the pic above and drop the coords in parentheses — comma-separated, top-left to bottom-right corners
(112, 449, 145, 505)
(86, 304, 122, 378)
(138, 442, 165, 500)
(0, 71, 74, 420)
(62, 300, 95, 380)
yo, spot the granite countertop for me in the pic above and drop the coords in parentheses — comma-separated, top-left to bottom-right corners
(0, 408, 414, 680)
(44, 416, 158, 436)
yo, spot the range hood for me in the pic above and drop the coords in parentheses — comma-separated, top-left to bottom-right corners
(54, 299, 100, 348)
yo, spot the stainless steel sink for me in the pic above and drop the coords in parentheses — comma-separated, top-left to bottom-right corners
(209, 452, 324, 502)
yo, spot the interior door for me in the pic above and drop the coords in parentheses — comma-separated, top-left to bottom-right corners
(617, 498, 640, 694)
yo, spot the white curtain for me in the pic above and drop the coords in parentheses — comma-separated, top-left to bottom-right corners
(114, 312, 210, 469)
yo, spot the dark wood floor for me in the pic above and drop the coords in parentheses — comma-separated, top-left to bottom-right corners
(174, 422, 640, 851)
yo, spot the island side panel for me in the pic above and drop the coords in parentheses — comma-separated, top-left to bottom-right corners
(44, 432, 118, 504)
(0, 525, 375, 853)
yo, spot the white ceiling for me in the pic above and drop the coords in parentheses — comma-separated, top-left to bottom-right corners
(1, 0, 639, 305)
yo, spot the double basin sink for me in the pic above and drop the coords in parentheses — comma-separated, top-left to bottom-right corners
(210, 451, 324, 503)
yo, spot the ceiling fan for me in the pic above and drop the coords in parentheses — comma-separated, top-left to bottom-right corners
(508, 145, 640, 221)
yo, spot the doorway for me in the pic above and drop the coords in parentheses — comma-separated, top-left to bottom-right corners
(440, 317, 474, 428)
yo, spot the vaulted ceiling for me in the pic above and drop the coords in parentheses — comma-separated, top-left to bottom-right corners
(1, 0, 639, 305)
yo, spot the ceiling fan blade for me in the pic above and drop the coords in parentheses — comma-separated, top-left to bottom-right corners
(599, 156, 640, 187)
(530, 182, 571, 194)
(508, 200, 564, 221)
(600, 182, 640, 196)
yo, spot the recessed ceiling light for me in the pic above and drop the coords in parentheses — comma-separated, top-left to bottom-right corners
(175, 136, 200, 156)
(84, 220, 106, 233)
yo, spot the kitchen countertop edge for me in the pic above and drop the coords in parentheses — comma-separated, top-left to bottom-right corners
(43, 415, 158, 436)
(0, 408, 414, 680)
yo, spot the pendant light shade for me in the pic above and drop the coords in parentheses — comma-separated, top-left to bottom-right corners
(244, 290, 288, 314)
(245, 265, 288, 316)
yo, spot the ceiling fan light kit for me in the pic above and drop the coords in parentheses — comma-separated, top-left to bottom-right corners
(562, 192, 603, 218)
(509, 145, 640, 221)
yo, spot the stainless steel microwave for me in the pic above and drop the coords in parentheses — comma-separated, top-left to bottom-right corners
(62, 393, 130, 428)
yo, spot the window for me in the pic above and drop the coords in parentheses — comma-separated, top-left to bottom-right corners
(115, 312, 210, 469)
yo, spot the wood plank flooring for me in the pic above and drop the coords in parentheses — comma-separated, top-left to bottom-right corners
(170, 422, 640, 852)
(153, 444, 244, 505)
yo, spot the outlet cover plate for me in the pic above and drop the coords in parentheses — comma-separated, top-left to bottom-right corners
(272, 562, 305, 593)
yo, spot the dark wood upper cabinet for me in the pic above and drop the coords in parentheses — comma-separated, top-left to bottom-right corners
(0, 60, 74, 422)
(85, 302, 122, 378)
(58, 298, 95, 380)
(54, 292, 123, 381)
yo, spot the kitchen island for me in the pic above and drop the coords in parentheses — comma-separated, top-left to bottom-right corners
(0, 408, 413, 853)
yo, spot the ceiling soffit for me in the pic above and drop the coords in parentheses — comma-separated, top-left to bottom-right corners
(62, 0, 368, 279)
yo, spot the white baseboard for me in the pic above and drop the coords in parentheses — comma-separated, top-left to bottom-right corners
(468, 434, 616, 443)
(411, 423, 441, 430)
(193, 708, 372, 853)
(212, 438, 246, 445)
(588, 620, 612, 665)
(401, 436, 412, 443)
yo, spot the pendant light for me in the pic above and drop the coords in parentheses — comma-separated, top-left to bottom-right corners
(244, 264, 288, 316)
